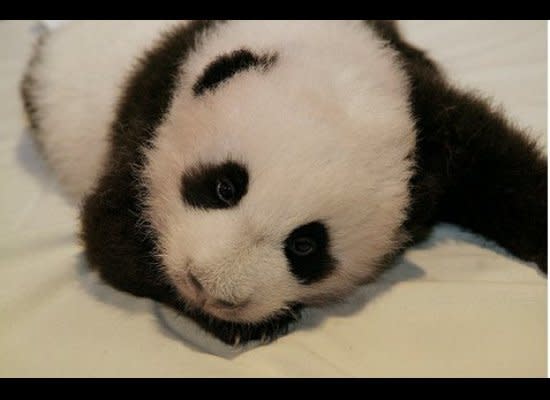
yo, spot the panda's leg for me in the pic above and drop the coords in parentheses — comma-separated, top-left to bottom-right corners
(409, 68, 547, 274)
(367, 21, 546, 273)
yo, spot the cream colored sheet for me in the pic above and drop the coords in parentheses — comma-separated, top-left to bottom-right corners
(0, 20, 547, 377)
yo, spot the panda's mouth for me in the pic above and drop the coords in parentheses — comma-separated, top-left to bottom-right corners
(167, 271, 303, 345)
(172, 293, 303, 346)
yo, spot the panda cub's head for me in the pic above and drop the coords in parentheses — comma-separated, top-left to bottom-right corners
(80, 21, 417, 344)
(139, 21, 415, 334)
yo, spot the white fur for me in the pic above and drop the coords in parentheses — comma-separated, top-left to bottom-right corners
(25, 20, 183, 201)
(143, 21, 415, 322)
(28, 20, 416, 323)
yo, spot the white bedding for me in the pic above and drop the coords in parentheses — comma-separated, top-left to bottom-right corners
(0, 20, 547, 377)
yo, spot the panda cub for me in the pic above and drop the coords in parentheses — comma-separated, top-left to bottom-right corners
(21, 20, 547, 345)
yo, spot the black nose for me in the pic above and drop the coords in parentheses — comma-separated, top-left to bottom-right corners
(188, 272, 204, 293)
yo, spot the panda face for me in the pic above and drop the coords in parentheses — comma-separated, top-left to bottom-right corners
(141, 20, 416, 326)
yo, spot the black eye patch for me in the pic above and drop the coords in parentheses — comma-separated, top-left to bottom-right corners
(193, 48, 278, 96)
(181, 161, 248, 209)
(284, 221, 337, 284)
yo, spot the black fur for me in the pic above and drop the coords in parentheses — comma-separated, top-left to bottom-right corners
(284, 221, 337, 284)
(21, 30, 49, 136)
(193, 48, 278, 96)
(75, 20, 547, 347)
(181, 161, 249, 210)
(176, 302, 303, 346)
(366, 21, 548, 273)
(81, 20, 222, 304)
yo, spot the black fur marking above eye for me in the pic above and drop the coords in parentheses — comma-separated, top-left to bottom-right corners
(193, 48, 278, 96)
(182, 161, 249, 209)
(284, 221, 337, 284)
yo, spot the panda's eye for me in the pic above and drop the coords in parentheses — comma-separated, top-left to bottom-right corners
(216, 178, 236, 204)
(289, 237, 317, 256)
(182, 161, 248, 210)
(284, 221, 337, 284)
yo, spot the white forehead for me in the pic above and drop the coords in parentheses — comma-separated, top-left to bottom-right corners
(144, 20, 415, 294)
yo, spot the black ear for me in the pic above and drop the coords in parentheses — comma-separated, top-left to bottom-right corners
(365, 20, 440, 75)
(372, 21, 548, 273)
(80, 169, 176, 302)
